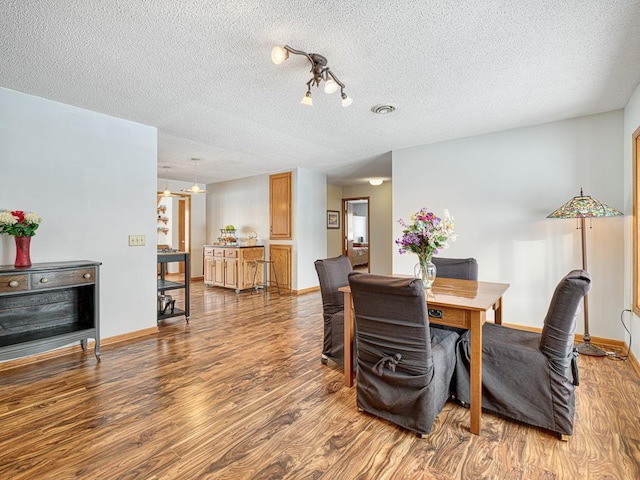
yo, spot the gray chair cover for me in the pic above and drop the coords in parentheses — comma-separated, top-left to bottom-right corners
(453, 269, 591, 436)
(314, 255, 353, 365)
(432, 257, 478, 281)
(348, 272, 459, 436)
(431, 257, 478, 336)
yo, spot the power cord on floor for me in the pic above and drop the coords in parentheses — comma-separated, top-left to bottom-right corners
(605, 309, 632, 361)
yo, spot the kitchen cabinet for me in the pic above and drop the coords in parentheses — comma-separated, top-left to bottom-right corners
(269, 244, 292, 291)
(204, 246, 264, 293)
(224, 256, 237, 288)
(270, 172, 292, 240)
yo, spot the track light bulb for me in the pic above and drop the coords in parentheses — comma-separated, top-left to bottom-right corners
(271, 46, 288, 65)
(324, 79, 339, 94)
(341, 92, 353, 107)
(301, 91, 313, 106)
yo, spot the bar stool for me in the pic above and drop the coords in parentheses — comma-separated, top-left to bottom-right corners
(252, 258, 281, 295)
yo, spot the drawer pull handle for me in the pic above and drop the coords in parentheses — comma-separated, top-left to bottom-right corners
(40, 277, 49, 284)
(428, 309, 443, 319)
(9, 280, 19, 288)
(83, 273, 91, 279)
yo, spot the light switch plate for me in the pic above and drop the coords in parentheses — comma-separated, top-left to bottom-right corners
(128, 235, 146, 246)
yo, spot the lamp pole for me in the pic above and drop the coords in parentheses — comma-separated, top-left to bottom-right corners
(576, 216, 605, 356)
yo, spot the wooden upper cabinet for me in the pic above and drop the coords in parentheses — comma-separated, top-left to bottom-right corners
(270, 171, 292, 240)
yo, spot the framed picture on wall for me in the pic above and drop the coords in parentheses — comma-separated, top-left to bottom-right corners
(327, 210, 340, 229)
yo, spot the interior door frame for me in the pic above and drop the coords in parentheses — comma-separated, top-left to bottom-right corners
(157, 192, 192, 274)
(342, 196, 370, 272)
(633, 125, 640, 316)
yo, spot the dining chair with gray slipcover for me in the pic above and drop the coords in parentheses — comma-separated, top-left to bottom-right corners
(347, 272, 459, 437)
(453, 269, 591, 439)
(314, 255, 353, 366)
(431, 257, 479, 336)
(432, 257, 478, 281)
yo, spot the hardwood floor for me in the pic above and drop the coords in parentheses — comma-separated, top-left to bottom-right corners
(0, 280, 639, 479)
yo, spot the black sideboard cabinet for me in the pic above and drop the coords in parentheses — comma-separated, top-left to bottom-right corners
(0, 260, 101, 362)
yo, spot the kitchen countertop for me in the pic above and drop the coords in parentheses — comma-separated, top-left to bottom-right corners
(203, 244, 264, 248)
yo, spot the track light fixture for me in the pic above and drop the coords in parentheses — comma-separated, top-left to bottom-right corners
(271, 45, 352, 107)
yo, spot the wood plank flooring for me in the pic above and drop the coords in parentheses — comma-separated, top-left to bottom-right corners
(0, 280, 639, 479)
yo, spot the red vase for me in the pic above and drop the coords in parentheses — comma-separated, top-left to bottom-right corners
(14, 236, 32, 268)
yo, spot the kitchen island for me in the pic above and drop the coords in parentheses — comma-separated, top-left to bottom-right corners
(203, 245, 264, 293)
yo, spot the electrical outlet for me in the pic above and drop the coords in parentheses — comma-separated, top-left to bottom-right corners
(128, 235, 146, 246)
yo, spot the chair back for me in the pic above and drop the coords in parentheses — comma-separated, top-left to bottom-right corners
(432, 257, 478, 281)
(540, 269, 591, 373)
(347, 272, 432, 376)
(314, 255, 352, 320)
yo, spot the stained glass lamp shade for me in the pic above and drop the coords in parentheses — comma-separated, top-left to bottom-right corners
(547, 188, 623, 219)
(547, 188, 623, 356)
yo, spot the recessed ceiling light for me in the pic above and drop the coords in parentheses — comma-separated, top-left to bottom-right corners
(371, 104, 397, 115)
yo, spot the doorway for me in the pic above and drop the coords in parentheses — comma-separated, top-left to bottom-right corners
(342, 197, 370, 272)
(157, 193, 191, 274)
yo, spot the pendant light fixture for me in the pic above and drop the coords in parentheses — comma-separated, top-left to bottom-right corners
(181, 158, 207, 194)
(160, 166, 177, 197)
(271, 45, 352, 107)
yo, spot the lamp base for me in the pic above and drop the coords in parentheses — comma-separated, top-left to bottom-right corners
(576, 341, 607, 357)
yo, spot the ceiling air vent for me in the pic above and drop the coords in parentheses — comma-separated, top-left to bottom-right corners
(371, 104, 397, 115)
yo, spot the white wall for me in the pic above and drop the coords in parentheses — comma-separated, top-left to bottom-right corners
(624, 82, 640, 361)
(0, 87, 158, 340)
(352, 216, 367, 242)
(343, 182, 393, 274)
(206, 174, 270, 245)
(326, 184, 343, 258)
(156, 178, 206, 277)
(297, 168, 327, 290)
(393, 111, 625, 339)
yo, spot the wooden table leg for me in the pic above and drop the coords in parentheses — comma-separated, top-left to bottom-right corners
(343, 291, 354, 387)
(493, 297, 503, 325)
(469, 311, 485, 435)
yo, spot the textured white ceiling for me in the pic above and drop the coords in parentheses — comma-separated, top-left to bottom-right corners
(2, 1, 640, 186)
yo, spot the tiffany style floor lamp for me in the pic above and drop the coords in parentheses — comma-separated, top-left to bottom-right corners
(547, 189, 623, 356)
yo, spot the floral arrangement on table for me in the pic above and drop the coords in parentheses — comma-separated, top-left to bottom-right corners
(395, 207, 455, 287)
(0, 210, 42, 237)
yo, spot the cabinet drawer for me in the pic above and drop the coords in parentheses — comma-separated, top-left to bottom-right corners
(225, 249, 238, 258)
(427, 306, 470, 329)
(204, 246, 215, 256)
(213, 249, 225, 257)
(31, 268, 96, 290)
(0, 274, 28, 293)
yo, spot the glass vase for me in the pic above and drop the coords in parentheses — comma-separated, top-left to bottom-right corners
(414, 256, 437, 289)
(14, 236, 32, 268)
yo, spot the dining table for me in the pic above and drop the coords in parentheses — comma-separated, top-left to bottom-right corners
(339, 276, 510, 435)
